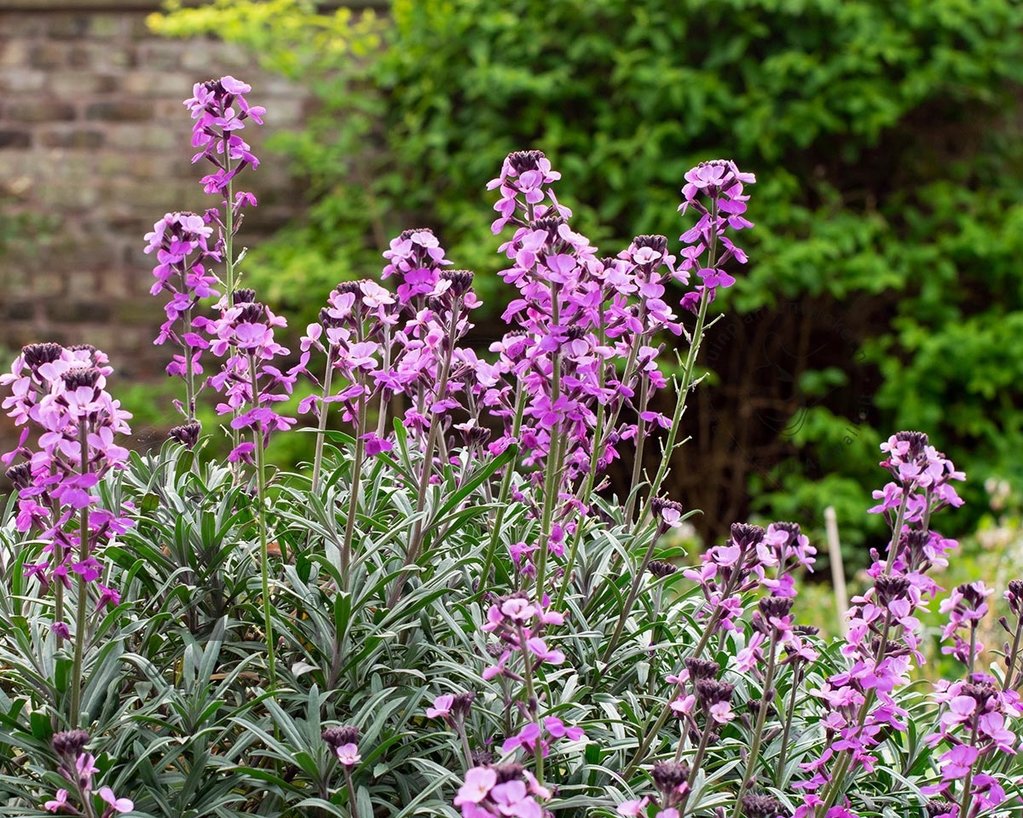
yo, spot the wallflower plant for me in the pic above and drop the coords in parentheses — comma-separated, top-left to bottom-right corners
(1, 78, 1022, 818)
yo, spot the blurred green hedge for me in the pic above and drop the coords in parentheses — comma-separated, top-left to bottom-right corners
(152, 0, 1023, 558)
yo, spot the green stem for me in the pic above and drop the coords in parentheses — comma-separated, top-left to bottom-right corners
(310, 345, 336, 495)
(602, 521, 662, 663)
(343, 765, 361, 818)
(389, 302, 461, 608)
(341, 388, 367, 585)
(775, 666, 803, 787)
(731, 631, 780, 818)
(249, 355, 276, 688)
(479, 382, 526, 588)
(623, 607, 723, 778)
(518, 625, 545, 787)
(635, 288, 711, 527)
(68, 424, 91, 727)
(678, 717, 715, 817)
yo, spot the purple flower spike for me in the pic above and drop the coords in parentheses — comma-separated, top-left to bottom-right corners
(184, 76, 265, 193)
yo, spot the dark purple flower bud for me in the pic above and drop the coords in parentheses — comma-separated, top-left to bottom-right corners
(507, 150, 546, 174)
(451, 691, 476, 718)
(684, 657, 719, 680)
(168, 420, 201, 449)
(236, 303, 266, 324)
(758, 596, 794, 620)
(62, 367, 102, 391)
(492, 762, 526, 783)
(333, 281, 363, 297)
(730, 522, 765, 551)
(770, 521, 801, 543)
(793, 625, 820, 637)
(233, 288, 257, 305)
(632, 234, 668, 255)
(399, 227, 433, 241)
(529, 215, 566, 245)
(695, 679, 734, 706)
(741, 792, 789, 818)
(471, 749, 494, 767)
(893, 430, 929, 459)
(1007, 580, 1023, 616)
(648, 560, 678, 578)
(956, 582, 989, 611)
(961, 681, 997, 709)
(21, 342, 64, 370)
(321, 725, 360, 751)
(52, 729, 90, 757)
(319, 306, 345, 330)
(651, 760, 690, 794)
(5, 462, 32, 491)
(440, 269, 475, 297)
(924, 800, 954, 818)
(875, 574, 911, 605)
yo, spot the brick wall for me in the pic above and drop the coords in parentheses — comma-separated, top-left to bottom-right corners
(0, 1, 311, 444)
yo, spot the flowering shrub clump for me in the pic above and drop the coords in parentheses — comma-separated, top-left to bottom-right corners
(1, 77, 1022, 818)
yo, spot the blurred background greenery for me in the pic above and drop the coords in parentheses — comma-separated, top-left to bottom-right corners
(145, 0, 1023, 568)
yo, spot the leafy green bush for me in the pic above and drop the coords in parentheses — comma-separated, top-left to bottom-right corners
(151, 0, 1023, 557)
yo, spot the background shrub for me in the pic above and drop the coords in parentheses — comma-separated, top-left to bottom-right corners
(152, 0, 1023, 560)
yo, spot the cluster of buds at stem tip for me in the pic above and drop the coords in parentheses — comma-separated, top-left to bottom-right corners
(46, 729, 134, 815)
(321, 725, 362, 768)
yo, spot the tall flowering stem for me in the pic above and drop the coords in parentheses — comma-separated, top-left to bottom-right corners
(184, 76, 264, 457)
(209, 292, 295, 684)
(636, 161, 754, 528)
(144, 212, 219, 421)
(800, 431, 964, 818)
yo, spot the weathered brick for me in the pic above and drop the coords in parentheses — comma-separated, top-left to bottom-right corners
(48, 72, 119, 96)
(104, 124, 177, 151)
(88, 14, 124, 39)
(0, 300, 36, 321)
(0, 13, 47, 39)
(4, 100, 77, 123)
(121, 71, 196, 97)
(38, 129, 105, 150)
(29, 42, 67, 70)
(136, 42, 185, 72)
(46, 15, 90, 40)
(0, 67, 47, 93)
(85, 100, 154, 122)
(68, 43, 135, 71)
(0, 40, 31, 68)
(0, 130, 31, 149)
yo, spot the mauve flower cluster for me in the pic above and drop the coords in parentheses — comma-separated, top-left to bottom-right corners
(144, 211, 220, 412)
(207, 291, 297, 462)
(298, 231, 481, 456)
(455, 763, 551, 818)
(481, 593, 566, 682)
(46, 730, 133, 815)
(185, 75, 265, 194)
(794, 431, 965, 818)
(677, 159, 755, 312)
(923, 673, 1020, 816)
(1, 344, 132, 627)
(475, 152, 754, 576)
